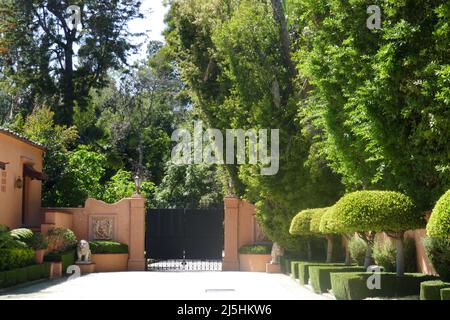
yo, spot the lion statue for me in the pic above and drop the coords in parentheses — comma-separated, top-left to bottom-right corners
(77, 240, 91, 264)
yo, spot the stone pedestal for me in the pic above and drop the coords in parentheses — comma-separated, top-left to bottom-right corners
(76, 263, 96, 274)
(50, 262, 62, 279)
(266, 263, 281, 273)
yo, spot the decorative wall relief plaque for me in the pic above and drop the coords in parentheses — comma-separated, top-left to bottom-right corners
(90, 216, 115, 241)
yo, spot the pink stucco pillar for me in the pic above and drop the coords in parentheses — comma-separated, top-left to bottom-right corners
(223, 196, 240, 271)
(127, 194, 146, 271)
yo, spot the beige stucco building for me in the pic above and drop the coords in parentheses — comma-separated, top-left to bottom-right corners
(0, 127, 46, 229)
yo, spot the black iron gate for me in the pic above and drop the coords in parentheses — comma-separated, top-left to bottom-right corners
(145, 207, 224, 271)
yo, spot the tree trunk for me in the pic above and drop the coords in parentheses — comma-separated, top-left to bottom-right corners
(326, 235, 333, 263)
(270, 0, 296, 95)
(396, 234, 405, 277)
(344, 235, 351, 265)
(62, 42, 75, 125)
(364, 245, 373, 269)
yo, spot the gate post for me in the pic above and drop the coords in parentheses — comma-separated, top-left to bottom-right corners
(223, 196, 240, 271)
(127, 194, 146, 271)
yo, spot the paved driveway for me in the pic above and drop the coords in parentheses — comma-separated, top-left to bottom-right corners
(0, 272, 327, 300)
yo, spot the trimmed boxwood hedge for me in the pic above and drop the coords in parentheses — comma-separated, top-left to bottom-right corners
(89, 241, 129, 254)
(309, 265, 365, 294)
(238, 244, 272, 255)
(420, 280, 450, 300)
(290, 261, 303, 279)
(298, 262, 346, 285)
(441, 288, 450, 300)
(0, 263, 51, 289)
(330, 272, 437, 300)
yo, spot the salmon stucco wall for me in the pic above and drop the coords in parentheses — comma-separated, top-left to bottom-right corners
(0, 131, 44, 229)
(41, 195, 146, 271)
(223, 196, 269, 271)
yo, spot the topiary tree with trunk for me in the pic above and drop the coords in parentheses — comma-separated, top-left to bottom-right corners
(290, 207, 338, 263)
(289, 209, 317, 260)
(319, 208, 352, 265)
(326, 191, 425, 276)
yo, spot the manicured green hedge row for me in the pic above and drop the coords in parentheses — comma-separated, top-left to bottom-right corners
(290, 261, 304, 279)
(330, 272, 437, 300)
(0, 263, 51, 289)
(239, 244, 272, 255)
(441, 288, 450, 300)
(420, 280, 450, 300)
(89, 241, 129, 254)
(309, 266, 365, 294)
(298, 262, 346, 285)
(0, 248, 35, 272)
(44, 250, 76, 272)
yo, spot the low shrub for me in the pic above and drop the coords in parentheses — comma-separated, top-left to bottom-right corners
(373, 238, 417, 273)
(309, 265, 365, 294)
(419, 280, 450, 300)
(0, 263, 51, 289)
(47, 228, 77, 253)
(239, 244, 272, 255)
(373, 241, 397, 272)
(89, 241, 129, 254)
(330, 272, 437, 300)
(441, 288, 450, 300)
(0, 248, 35, 272)
(348, 237, 367, 266)
(0, 227, 24, 249)
(423, 237, 450, 281)
(298, 262, 346, 285)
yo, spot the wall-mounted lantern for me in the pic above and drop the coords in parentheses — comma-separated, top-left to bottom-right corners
(15, 177, 23, 189)
(134, 173, 142, 195)
(0, 161, 8, 170)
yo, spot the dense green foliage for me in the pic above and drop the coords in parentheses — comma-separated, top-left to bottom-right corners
(327, 191, 423, 234)
(165, 0, 344, 252)
(238, 244, 272, 255)
(10, 229, 33, 244)
(89, 241, 129, 254)
(427, 190, 450, 238)
(420, 280, 450, 300)
(309, 265, 365, 294)
(423, 237, 450, 281)
(289, 210, 315, 236)
(0, 248, 35, 271)
(310, 209, 328, 234)
(330, 272, 437, 300)
(292, 0, 450, 211)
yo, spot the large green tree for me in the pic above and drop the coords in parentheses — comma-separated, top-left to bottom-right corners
(292, 0, 450, 210)
(166, 0, 344, 252)
(0, 0, 142, 125)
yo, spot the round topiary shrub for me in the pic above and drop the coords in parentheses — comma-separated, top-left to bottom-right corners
(289, 209, 316, 236)
(427, 190, 450, 238)
(325, 191, 424, 276)
(423, 237, 450, 282)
